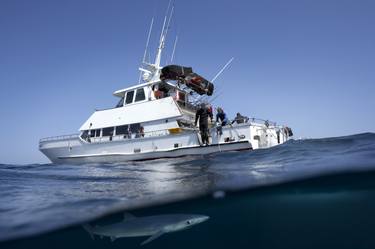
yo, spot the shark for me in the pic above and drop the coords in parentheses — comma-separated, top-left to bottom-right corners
(82, 212, 209, 245)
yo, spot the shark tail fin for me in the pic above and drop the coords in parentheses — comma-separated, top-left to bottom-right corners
(82, 224, 95, 240)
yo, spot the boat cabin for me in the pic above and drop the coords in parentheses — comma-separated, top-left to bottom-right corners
(113, 80, 189, 108)
(78, 80, 198, 143)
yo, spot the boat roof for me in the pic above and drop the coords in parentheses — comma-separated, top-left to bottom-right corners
(80, 97, 182, 130)
(113, 80, 184, 97)
(113, 80, 158, 97)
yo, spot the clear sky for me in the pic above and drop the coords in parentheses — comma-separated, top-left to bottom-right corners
(0, 0, 374, 164)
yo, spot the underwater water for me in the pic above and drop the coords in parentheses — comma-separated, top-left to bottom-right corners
(1, 133, 375, 248)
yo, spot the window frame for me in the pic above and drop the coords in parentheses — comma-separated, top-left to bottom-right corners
(102, 127, 114, 137)
(129, 123, 141, 134)
(115, 125, 129, 136)
(125, 91, 135, 105)
(89, 129, 101, 137)
(115, 97, 125, 108)
(134, 88, 146, 102)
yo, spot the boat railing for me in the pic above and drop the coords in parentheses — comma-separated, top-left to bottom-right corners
(40, 134, 79, 143)
(39, 120, 284, 145)
(247, 117, 278, 127)
(39, 128, 183, 145)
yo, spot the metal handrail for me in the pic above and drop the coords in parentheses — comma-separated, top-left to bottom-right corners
(39, 127, 182, 145)
(39, 119, 284, 145)
(39, 134, 79, 143)
(248, 117, 278, 127)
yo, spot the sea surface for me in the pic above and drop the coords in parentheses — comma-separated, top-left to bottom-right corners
(1, 133, 375, 249)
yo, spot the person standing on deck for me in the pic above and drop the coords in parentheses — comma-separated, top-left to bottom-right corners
(216, 107, 228, 126)
(231, 112, 249, 124)
(195, 103, 213, 145)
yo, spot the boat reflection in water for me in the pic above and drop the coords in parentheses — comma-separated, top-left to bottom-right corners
(82, 213, 209, 245)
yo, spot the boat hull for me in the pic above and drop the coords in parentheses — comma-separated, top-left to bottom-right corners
(52, 141, 251, 164)
(39, 123, 288, 165)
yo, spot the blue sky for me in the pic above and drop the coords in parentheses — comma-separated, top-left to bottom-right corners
(0, 0, 374, 164)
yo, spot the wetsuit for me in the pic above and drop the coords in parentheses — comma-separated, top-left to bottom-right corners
(216, 112, 228, 126)
(195, 107, 213, 145)
(231, 114, 248, 124)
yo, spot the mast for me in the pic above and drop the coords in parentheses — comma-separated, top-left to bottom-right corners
(139, 1, 174, 83)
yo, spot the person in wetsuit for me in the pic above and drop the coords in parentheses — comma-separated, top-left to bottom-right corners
(195, 103, 213, 145)
(216, 107, 228, 126)
(231, 112, 249, 124)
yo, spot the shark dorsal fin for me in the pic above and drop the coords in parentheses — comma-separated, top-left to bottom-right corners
(141, 230, 165, 246)
(123, 212, 136, 221)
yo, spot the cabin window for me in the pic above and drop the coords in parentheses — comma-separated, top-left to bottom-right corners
(102, 127, 114, 137)
(89, 129, 100, 137)
(135, 88, 146, 102)
(125, 91, 134, 104)
(130, 123, 141, 134)
(116, 125, 128, 135)
(96, 129, 101, 137)
(115, 97, 124, 108)
(81, 130, 89, 139)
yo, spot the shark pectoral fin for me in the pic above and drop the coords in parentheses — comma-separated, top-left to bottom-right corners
(82, 224, 95, 240)
(123, 212, 136, 221)
(140, 230, 165, 246)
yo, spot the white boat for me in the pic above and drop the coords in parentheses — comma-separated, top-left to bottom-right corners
(39, 11, 293, 165)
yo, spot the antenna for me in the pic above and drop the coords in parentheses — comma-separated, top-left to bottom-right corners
(165, 5, 174, 39)
(211, 57, 234, 82)
(170, 35, 178, 63)
(154, 1, 174, 68)
(142, 18, 154, 64)
(138, 0, 175, 82)
(195, 57, 235, 104)
(138, 17, 154, 83)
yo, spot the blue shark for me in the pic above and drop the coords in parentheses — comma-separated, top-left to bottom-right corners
(83, 213, 209, 245)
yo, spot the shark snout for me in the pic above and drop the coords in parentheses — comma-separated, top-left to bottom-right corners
(195, 215, 210, 224)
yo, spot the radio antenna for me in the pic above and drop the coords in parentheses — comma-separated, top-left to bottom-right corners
(153, 0, 174, 72)
(211, 57, 234, 82)
(196, 57, 234, 104)
(142, 18, 154, 64)
(138, 17, 154, 83)
(139, 0, 174, 82)
(170, 35, 178, 63)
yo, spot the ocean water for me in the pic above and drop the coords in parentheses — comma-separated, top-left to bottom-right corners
(1, 133, 375, 249)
